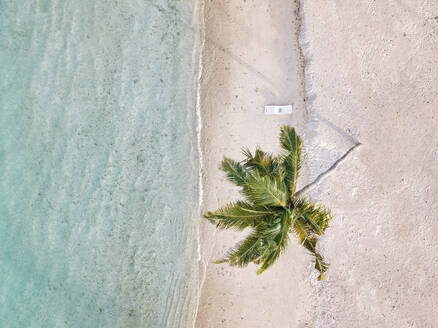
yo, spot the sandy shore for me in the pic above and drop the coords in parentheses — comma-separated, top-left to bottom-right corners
(301, 1, 438, 327)
(196, 1, 317, 327)
(196, 0, 438, 327)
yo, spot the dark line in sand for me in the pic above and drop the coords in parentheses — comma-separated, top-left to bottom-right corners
(295, 142, 362, 197)
(295, 0, 310, 115)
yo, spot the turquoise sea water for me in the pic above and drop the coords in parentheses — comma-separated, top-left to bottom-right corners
(0, 1, 200, 327)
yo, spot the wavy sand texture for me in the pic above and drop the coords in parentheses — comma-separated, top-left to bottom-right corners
(302, 1, 438, 327)
(197, 0, 438, 327)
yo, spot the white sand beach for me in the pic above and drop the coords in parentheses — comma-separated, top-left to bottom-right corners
(196, 1, 317, 327)
(196, 0, 438, 327)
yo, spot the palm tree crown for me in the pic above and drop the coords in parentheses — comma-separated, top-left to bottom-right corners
(204, 126, 332, 280)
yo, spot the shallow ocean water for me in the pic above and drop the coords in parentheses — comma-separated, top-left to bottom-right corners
(0, 1, 200, 327)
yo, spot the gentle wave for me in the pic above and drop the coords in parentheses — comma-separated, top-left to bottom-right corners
(0, 1, 201, 327)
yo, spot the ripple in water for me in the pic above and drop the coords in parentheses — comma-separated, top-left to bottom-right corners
(0, 1, 201, 327)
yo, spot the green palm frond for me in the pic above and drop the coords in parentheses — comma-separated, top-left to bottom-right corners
(280, 126, 302, 195)
(205, 126, 333, 280)
(215, 224, 270, 266)
(242, 147, 279, 176)
(294, 198, 332, 235)
(246, 171, 288, 208)
(272, 155, 286, 182)
(291, 212, 329, 280)
(302, 237, 329, 281)
(256, 211, 293, 274)
(283, 154, 301, 195)
(290, 216, 311, 242)
(279, 125, 302, 154)
(204, 201, 276, 231)
(220, 157, 248, 187)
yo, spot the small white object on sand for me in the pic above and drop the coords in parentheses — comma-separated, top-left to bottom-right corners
(264, 105, 293, 114)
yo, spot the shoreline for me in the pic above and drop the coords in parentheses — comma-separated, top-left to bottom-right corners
(193, 0, 206, 325)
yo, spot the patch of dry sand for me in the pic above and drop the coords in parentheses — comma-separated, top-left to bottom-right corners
(196, 1, 316, 327)
(196, 0, 438, 327)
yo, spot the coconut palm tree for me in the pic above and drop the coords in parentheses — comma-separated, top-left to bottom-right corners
(204, 126, 332, 280)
